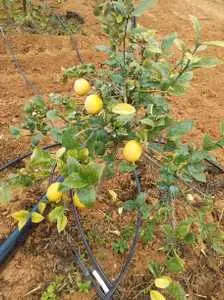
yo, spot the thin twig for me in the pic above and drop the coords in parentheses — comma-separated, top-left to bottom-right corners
(24, 284, 42, 297)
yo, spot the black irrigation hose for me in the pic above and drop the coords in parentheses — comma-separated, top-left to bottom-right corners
(70, 191, 118, 297)
(69, 168, 143, 299)
(0, 26, 42, 96)
(0, 143, 61, 172)
(70, 245, 106, 299)
(0, 171, 63, 266)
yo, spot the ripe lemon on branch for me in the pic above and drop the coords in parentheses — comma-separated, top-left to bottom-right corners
(123, 140, 143, 163)
(112, 103, 136, 115)
(46, 182, 63, 203)
(74, 78, 91, 96)
(73, 193, 87, 209)
(85, 94, 103, 114)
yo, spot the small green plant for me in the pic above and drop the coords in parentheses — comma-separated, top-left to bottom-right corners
(77, 280, 91, 293)
(41, 276, 64, 300)
(113, 238, 129, 254)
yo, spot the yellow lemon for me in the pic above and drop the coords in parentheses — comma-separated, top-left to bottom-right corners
(46, 182, 62, 203)
(74, 78, 91, 96)
(112, 103, 136, 115)
(123, 140, 142, 163)
(73, 193, 87, 209)
(84, 94, 103, 114)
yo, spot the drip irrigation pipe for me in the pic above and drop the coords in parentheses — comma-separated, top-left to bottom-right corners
(0, 143, 60, 172)
(0, 26, 42, 96)
(0, 174, 64, 266)
(70, 191, 119, 298)
(69, 168, 143, 299)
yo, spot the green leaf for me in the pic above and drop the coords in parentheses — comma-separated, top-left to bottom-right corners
(150, 290, 166, 300)
(57, 214, 68, 233)
(190, 15, 201, 45)
(32, 132, 44, 146)
(168, 120, 193, 139)
(76, 185, 96, 208)
(184, 232, 195, 244)
(62, 172, 88, 190)
(141, 221, 155, 244)
(30, 148, 54, 167)
(46, 109, 58, 120)
(80, 163, 105, 185)
(187, 165, 206, 183)
(174, 38, 186, 52)
(148, 261, 162, 278)
(203, 134, 216, 151)
(61, 128, 79, 149)
(190, 56, 223, 69)
(10, 174, 33, 187)
(161, 33, 177, 52)
(141, 118, 155, 127)
(113, 239, 128, 254)
(167, 282, 187, 300)
(166, 255, 185, 273)
(0, 185, 12, 204)
(176, 219, 192, 239)
(31, 212, 44, 223)
(220, 121, 224, 136)
(204, 41, 224, 48)
(133, 0, 157, 17)
(123, 199, 138, 211)
(119, 161, 136, 173)
(48, 206, 64, 222)
(10, 127, 21, 139)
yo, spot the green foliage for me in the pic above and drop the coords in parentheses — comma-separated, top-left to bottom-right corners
(41, 276, 64, 300)
(113, 239, 129, 254)
(77, 281, 91, 293)
(1, 1, 82, 34)
(48, 206, 68, 232)
(0, 185, 12, 204)
(123, 193, 150, 219)
(166, 254, 185, 273)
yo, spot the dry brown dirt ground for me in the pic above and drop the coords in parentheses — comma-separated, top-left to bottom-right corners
(0, 0, 224, 299)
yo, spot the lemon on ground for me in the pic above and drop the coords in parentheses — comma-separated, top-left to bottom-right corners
(112, 103, 136, 115)
(85, 94, 103, 114)
(73, 193, 87, 209)
(74, 78, 91, 96)
(46, 182, 62, 203)
(123, 140, 142, 163)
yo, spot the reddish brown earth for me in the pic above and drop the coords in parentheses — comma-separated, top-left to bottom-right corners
(0, 0, 224, 299)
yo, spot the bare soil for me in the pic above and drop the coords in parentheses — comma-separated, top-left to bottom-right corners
(0, 0, 224, 299)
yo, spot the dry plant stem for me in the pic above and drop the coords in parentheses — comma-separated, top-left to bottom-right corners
(171, 197, 177, 229)
(0, 27, 41, 95)
(70, 35, 84, 64)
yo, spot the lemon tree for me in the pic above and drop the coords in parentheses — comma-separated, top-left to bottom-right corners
(1, 1, 224, 296)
